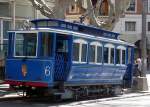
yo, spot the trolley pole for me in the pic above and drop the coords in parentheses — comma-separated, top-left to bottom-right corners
(140, 0, 148, 91)
(141, 0, 147, 77)
(133, 0, 148, 91)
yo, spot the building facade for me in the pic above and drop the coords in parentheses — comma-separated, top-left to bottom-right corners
(0, 0, 52, 59)
(113, 0, 150, 70)
(0, 0, 149, 69)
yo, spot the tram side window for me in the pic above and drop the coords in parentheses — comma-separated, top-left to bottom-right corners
(97, 46, 102, 63)
(89, 42, 102, 64)
(104, 47, 109, 63)
(116, 46, 126, 65)
(122, 50, 126, 64)
(128, 48, 132, 64)
(73, 39, 87, 63)
(110, 48, 114, 64)
(81, 44, 87, 62)
(73, 43, 79, 61)
(116, 49, 121, 64)
(56, 40, 68, 53)
(41, 32, 53, 57)
(89, 45, 95, 62)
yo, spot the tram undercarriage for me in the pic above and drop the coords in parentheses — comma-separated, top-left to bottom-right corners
(10, 84, 123, 100)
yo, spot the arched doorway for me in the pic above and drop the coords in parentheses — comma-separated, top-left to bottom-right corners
(134, 40, 150, 71)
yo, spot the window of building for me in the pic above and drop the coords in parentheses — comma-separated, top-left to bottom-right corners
(3, 40, 8, 57)
(125, 21, 136, 31)
(89, 42, 102, 64)
(41, 32, 53, 57)
(148, 0, 150, 13)
(0, 2, 10, 17)
(3, 21, 11, 39)
(99, 0, 109, 16)
(73, 39, 87, 63)
(15, 21, 24, 29)
(16, 4, 34, 18)
(148, 22, 150, 31)
(126, 0, 136, 12)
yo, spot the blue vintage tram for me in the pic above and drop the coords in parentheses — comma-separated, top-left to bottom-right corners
(5, 19, 134, 99)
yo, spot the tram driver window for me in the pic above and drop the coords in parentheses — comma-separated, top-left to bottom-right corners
(15, 33, 37, 57)
(41, 32, 53, 57)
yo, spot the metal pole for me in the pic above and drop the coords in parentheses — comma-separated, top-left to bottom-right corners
(141, 0, 147, 77)
(10, 0, 15, 30)
(0, 20, 3, 51)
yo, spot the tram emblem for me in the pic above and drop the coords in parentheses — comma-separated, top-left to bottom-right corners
(22, 64, 27, 77)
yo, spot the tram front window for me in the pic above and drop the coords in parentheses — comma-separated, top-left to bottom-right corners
(15, 33, 37, 57)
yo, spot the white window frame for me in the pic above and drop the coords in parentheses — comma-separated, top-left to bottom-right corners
(104, 44, 115, 65)
(73, 39, 88, 63)
(116, 46, 126, 66)
(126, 0, 137, 13)
(14, 31, 38, 58)
(148, 0, 150, 13)
(125, 21, 136, 32)
(89, 42, 102, 65)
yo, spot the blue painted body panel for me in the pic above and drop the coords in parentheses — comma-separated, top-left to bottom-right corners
(5, 58, 54, 86)
(66, 64, 127, 85)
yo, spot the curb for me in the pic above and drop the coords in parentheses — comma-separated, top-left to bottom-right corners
(68, 92, 150, 106)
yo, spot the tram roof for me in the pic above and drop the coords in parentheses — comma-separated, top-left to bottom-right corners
(31, 18, 119, 40)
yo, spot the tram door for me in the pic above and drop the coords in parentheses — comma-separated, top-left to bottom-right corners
(54, 34, 72, 81)
(124, 47, 134, 88)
